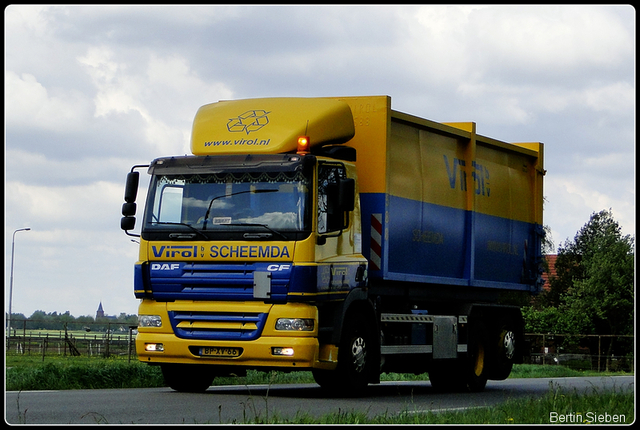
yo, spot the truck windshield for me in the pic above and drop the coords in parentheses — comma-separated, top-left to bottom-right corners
(142, 170, 310, 241)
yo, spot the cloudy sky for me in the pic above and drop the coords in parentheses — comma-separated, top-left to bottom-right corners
(4, 5, 635, 319)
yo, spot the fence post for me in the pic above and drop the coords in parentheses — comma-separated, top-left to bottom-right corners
(104, 323, 111, 358)
(41, 338, 47, 362)
(597, 335, 601, 371)
(22, 320, 26, 355)
(127, 326, 133, 363)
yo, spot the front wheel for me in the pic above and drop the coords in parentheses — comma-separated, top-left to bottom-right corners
(161, 364, 215, 393)
(313, 311, 375, 395)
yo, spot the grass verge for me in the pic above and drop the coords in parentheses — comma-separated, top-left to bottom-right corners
(6, 359, 165, 391)
(250, 384, 634, 424)
(6, 355, 631, 392)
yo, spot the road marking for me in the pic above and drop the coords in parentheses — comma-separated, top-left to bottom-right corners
(400, 405, 488, 415)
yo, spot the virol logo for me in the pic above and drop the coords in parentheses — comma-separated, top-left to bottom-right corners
(151, 245, 199, 258)
(227, 110, 270, 134)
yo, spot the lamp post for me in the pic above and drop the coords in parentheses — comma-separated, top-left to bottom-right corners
(8, 227, 30, 341)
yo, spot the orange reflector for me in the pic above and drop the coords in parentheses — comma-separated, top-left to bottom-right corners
(297, 136, 310, 154)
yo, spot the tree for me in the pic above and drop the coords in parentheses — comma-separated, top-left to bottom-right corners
(567, 231, 634, 336)
(526, 209, 634, 337)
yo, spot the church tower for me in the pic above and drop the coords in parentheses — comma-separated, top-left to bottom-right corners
(96, 302, 105, 319)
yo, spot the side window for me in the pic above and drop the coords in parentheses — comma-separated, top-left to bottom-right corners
(158, 186, 184, 222)
(318, 163, 347, 234)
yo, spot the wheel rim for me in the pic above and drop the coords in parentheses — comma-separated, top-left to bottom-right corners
(351, 336, 367, 373)
(473, 343, 485, 377)
(503, 330, 515, 360)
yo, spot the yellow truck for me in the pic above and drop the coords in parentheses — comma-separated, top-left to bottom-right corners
(121, 96, 545, 393)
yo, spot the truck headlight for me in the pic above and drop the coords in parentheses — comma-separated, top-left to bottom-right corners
(272, 347, 295, 356)
(145, 343, 164, 352)
(275, 318, 314, 331)
(138, 315, 162, 328)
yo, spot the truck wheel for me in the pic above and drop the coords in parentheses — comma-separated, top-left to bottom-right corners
(465, 322, 489, 392)
(161, 364, 215, 393)
(428, 361, 460, 392)
(428, 322, 489, 392)
(313, 311, 373, 395)
(490, 325, 516, 380)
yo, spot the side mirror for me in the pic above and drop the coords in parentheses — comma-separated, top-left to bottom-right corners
(122, 171, 139, 234)
(338, 178, 355, 212)
(122, 202, 137, 217)
(121, 216, 136, 231)
(121, 166, 148, 237)
(124, 171, 140, 203)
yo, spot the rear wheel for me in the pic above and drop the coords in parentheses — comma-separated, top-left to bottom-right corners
(161, 364, 215, 393)
(489, 325, 516, 380)
(466, 322, 489, 392)
(428, 361, 461, 392)
(428, 321, 489, 392)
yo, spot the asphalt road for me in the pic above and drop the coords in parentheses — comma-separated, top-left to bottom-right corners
(5, 376, 634, 424)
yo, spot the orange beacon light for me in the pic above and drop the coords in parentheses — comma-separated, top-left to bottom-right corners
(297, 136, 310, 154)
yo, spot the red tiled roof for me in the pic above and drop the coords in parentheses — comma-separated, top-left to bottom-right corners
(541, 254, 557, 290)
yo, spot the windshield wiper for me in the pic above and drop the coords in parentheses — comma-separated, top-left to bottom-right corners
(150, 222, 210, 240)
(222, 223, 289, 240)
(202, 189, 278, 230)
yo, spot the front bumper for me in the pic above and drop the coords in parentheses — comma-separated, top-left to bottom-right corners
(137, 332, 320, 368)
(136, 300, 336, 370)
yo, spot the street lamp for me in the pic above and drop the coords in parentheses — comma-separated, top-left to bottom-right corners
(8, 227, 31, 340)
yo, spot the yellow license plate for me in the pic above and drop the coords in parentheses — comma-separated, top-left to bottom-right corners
(199, 347, 241, 357)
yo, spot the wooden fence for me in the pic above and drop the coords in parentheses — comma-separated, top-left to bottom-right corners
(6, 322, 138, 362)
(6, 323, 634, 372)
(525, 333, 634, 372)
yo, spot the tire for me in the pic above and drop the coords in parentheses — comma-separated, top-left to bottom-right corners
(161, 364, 215, 393)
(489, 325, 516, 380)
(428, 361, 462, 392)
(313, 311, 374, 395)
(428, 321, 489, 392)
(465, 321, 489, 392)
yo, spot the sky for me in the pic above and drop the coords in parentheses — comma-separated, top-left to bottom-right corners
(4, 5, 635, 319)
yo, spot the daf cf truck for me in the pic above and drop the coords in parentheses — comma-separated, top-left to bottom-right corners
(121, 96, 545, 393)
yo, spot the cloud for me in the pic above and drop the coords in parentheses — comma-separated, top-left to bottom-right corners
(546, 174, 635, 245)
(5, 179, 123, 231)
(75, 46, 234, 155)
(4, 5, 634, 318)
(5, 71, 93, 133)
(583, 82, 635, 114)
(465, 6, 633, 82)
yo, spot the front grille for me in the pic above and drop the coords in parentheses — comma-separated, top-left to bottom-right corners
(149, 262, 290, 301)
(168, 310, 268, 340)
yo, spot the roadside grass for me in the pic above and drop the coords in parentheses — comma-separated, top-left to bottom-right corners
(6, 357, 165, 391)
(251, 384, 634, 424)
(5, 354, 632, 391)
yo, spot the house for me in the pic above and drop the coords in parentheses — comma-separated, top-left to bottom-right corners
(541, 254, 557, 291)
